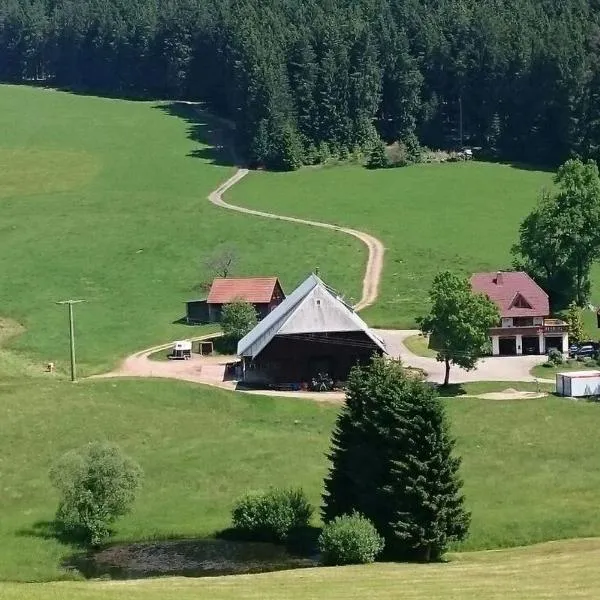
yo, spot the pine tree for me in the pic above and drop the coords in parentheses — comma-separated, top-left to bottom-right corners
(487, 113, 502, 158)
(322, 356, 470, 562)
(366, 138, 388, 169)
(567, 300, 585, 344)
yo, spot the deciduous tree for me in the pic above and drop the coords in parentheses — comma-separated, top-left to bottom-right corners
(50, 442, 142, 545)
(418, 271, 500, 386)
(221, 300, 258, 342)
(567, 301, 585, 343)
(512, 159, 600, 307)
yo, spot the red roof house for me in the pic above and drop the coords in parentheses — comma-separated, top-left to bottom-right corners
(470, 271, 549, 318)
(205, 277, 285, 322)
(470, 271, 567, 356)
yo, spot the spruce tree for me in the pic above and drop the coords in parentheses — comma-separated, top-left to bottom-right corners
(366, 138, 388, 169)
(322, 356, 469, 562)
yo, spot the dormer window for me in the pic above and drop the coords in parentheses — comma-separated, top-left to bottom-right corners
(510, 293, 532, 310)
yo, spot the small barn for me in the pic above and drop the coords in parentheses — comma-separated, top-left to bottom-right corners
(237, 273, 386, 385)
(186, 277, 285, 324)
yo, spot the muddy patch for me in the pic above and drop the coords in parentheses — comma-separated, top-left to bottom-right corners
(0, 318, 24, 344)
(67, 538, 319, 579)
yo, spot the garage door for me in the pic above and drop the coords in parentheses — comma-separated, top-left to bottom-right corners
(522, 336, 540, 355)
(545, 336, 562, 351)
(498, 337, 517, 355)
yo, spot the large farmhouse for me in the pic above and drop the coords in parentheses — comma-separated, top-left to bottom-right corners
(186, 277, 285, 324)
(237, 273, 386, 385)
(471, 271, 568, 356)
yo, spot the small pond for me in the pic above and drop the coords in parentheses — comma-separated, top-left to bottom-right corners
(67, 538, 319, 579)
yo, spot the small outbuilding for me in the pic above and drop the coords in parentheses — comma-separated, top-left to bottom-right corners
(237, 273, 387, 386)
(556, 371, 600, 397)
(185, 277, 285, 324)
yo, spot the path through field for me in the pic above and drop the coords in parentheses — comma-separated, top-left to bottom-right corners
(99, 169, 550, 392)
(208, 168, 384, 312)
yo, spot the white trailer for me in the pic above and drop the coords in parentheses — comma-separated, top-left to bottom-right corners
(556, 370, 600, 397)
(171, 340, 192, 360)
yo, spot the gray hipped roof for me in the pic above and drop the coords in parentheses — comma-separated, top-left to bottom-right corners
(237, 274, 387, 358)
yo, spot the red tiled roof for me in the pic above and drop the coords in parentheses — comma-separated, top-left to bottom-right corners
(470, 271, 549, 318)
(207, 277, 280, 304)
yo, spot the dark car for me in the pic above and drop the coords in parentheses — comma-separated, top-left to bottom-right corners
(569, 343, 598, 359)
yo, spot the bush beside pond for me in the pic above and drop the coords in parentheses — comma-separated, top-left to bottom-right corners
(231, 488, 313, 543)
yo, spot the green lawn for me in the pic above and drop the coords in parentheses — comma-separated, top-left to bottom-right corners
(531, 359, 599, 379)
(3, 539, 600, 599)
(0, 85, 361, 375)
(2, 378, 600, 581)
(403, 334, 437, 358)
(227, 164, 600, 327)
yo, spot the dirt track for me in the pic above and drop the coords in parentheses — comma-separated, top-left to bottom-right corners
(97, 166, 386, 384)
(208, 169, 384, 312)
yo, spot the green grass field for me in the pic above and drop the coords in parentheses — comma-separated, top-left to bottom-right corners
(3, 84, 600, 594)
(531, 359, 599, 379)
(229, 165, 600, 327)
(2, 378, 600, 581)
(0, 85, 361, 375)
(3, 538, 600, 599)
(403, 334, 437, 357)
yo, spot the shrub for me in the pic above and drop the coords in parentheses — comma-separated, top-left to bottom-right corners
(50, 442, 142, 545)
(386, 142, 408, 167)
(221, 301, 258, 343)
(318, 512, 384, 565)
(547, 347, 564, 365)
(232, 488, 313, 543)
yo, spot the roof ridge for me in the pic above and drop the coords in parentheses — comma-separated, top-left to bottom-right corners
(237, 273, 385, 358)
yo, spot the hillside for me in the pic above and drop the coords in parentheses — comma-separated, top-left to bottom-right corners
(3, 539, 600, 598)
(0, 85, 361, 374)
(227, 162, 570, 326)
(2, 0, 599, 169)
(2, 378, 600, 581)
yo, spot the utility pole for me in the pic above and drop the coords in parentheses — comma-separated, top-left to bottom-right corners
(459, 95, 463, 149)
(56, 299, 85, 382)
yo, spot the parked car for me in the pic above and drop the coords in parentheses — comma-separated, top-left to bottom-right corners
(569, 342, 598, 359)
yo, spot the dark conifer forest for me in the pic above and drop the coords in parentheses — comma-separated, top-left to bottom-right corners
(2, 0, 599, 169)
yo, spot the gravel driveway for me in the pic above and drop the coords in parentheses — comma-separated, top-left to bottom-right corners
(376, 329, 549, 384)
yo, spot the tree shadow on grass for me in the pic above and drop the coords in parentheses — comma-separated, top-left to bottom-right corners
(473, 155, 555, 173)
(153, 102, 241, 168)
(435, 384, 468, 397)
(16, 519, 90, 549)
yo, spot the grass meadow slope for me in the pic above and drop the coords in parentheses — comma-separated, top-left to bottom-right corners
(2, 85, 600, 595)
(0, 85, 361, 374)
(228, 164, 600, 327)
(4, 538, 600, 599)
(2, 378, 600, 581)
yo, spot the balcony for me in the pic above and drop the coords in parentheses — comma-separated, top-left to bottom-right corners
(543, 319, 569, 334)
(489, 318, 568, 337)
